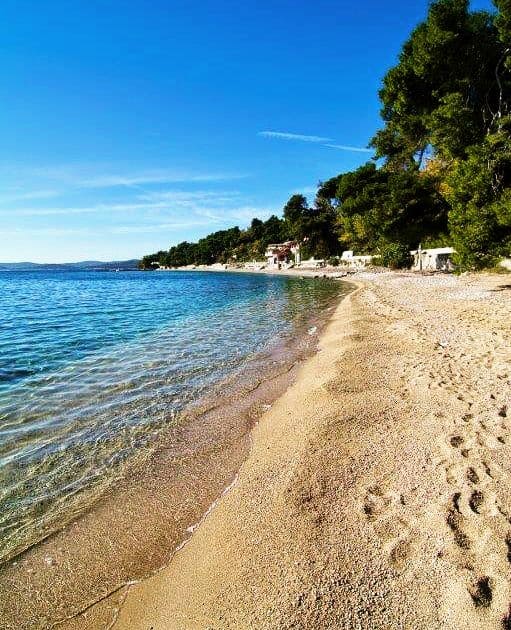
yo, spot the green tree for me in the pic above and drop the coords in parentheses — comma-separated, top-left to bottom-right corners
(447, 125, 511, 268)
(282, 192, 340, 258)
(316, 176, 342, 204)
(259, 215, 289, 251)
(334, 162, 449, 253)
(165, 241, 198, 267)
(139, 251, 165, 269)
(301, 198, 340, 259)
(372, 0, 502, 166)
(283, 194, 309, 241)
(379, 243, 413, 269)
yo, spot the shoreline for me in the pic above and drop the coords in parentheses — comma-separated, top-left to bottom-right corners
(0, 279, 350, 630)
(107, 272, 511, 630)
(151, 264, 362, 279)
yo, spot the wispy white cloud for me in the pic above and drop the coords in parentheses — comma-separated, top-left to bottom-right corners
(0, 165, 248, 196)
(258, 131, 332, 143)
(194, 206, 275, 224)
(0, 164, 278, 251)
(1, 222, 212, 237)
(258, 130, 372, 153)
(109, 205, 276, 235)
(138, 190, 242, 206)
(0, 190, 61, 205)
(1, 190, 251, 217)
(111, 221, 214, 234)
(0, 162, 282, 262)
(0, 202, 170, 217)
(3, 199, 277, 235)
(80, 171, 247, 189)
(323, 143, 372, 153)
(0, 227, 94, 237)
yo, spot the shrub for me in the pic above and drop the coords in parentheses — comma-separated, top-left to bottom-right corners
(379, 243, 412, 269)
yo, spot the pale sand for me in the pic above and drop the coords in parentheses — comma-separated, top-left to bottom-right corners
(76, 272, 511, 629)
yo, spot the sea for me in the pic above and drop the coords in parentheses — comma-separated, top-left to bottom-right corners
(0, 269, 347, 565)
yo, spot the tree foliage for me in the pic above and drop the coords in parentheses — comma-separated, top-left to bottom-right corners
(333, 162, 449, 253)
(447, 124, 511, 267)
(139, 216, 293, 269)
(283, 194, 340, 258)
(369, 0, 511, 269)
(372, 0, 503, 166)
(379, 243, 413, 269)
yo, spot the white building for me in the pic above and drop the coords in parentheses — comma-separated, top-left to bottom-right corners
(265, 241, 301, 269)
(340, 251, 376, 268)
(410, 246, 455, 271)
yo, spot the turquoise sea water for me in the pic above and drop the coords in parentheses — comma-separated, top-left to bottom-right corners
(0, 270, 345, 563)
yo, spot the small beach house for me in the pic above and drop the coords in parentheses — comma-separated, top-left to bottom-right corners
(410, 246, 455, 271)
(265, 241, 301, 269)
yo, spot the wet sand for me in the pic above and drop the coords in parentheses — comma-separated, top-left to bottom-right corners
(110, 272, 511, 629)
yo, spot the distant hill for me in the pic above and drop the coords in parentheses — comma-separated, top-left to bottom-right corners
(0, 260, 140, 272)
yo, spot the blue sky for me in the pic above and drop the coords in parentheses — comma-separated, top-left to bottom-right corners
(0, 0, 494, 262)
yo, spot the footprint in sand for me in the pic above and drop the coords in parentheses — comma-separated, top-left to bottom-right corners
(387, 536, 416, 569)
(476, 428, 507, 449)
(468, 575, 493, 608)
(362, 485, 397, 521)
(442, 477, 511, 621)
(362, 485, 418, 570)
(466, 467, 480, 484)
(450, 435, 464, 448)
(479, 458, 510, 484)
(444, 492, 511, 617)
(505, 534, 511, 564)
(469, 489, 485, 514)
(446, 493, 472, 550)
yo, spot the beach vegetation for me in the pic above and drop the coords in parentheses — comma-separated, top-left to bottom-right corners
(332, 163, 449, 254)
(379, 243, 413, 270)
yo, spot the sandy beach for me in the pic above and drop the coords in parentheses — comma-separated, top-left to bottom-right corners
(3, 270, 511, 629)
(93, 271, 511, 630)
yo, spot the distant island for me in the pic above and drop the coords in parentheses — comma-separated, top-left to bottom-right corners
(0, 260, 140, 272)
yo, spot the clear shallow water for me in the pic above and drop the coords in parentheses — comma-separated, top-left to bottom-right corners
(0, 270, 345, 563)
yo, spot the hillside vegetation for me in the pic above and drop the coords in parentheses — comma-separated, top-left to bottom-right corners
(141, 0, 511, 271)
